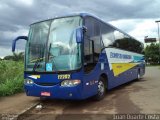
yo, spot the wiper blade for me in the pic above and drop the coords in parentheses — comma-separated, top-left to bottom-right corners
(30, 57, 44, 63)
(32, 44, 45, 72)
(32, 57, 42, 72)
(48, 43, 58, 72)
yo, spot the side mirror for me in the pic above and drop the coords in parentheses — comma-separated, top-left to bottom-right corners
(76, 26, 86, 43)
(12, 36, 28, 52)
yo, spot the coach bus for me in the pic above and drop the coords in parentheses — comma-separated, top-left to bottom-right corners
(12, 13, 145, 100)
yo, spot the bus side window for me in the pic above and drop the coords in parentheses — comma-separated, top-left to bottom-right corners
(101, 23, 115, 47)
(84, 17, 101, 73)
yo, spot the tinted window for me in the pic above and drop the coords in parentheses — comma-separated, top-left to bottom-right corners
(128, 39, 143, 53)
(100, 22, 143, 54)
(113, 30, 128, 49)
(84, 17, 101, 63)
(101, 23, 115, 47)
(84, 17, 101, 73)
(84, 35, 93, 63)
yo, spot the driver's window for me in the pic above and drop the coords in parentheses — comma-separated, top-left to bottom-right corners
(84, 17, 101, 73)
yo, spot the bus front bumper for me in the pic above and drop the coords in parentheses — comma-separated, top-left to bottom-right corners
(24, 83, 84, 100)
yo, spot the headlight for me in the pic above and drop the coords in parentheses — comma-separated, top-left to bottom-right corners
(24, 79, 34, 84)
(61, 80, 81, 87)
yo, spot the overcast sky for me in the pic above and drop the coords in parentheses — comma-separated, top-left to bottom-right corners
(0, 0, 160, 58)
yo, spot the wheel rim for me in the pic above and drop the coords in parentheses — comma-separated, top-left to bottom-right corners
(138, 74, 140, 79)
(98, 81, 105, 96)
(138, 72, 140, 79)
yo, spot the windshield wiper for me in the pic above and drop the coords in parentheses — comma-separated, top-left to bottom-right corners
(32, 44, 45, 72)
(48, 43, 58, 72)
(32, 56, 42, 72)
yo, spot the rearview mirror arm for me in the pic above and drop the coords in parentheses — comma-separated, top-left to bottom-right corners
(12, 36, 28, 52)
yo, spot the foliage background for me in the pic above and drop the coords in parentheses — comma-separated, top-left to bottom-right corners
(144, 43, 160, 65)
(0, 53, 24, 96)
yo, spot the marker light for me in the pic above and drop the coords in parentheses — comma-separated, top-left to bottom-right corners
(61, 80, 81, 87)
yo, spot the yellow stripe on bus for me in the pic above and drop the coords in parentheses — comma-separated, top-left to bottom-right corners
(112, 63, 138, 76)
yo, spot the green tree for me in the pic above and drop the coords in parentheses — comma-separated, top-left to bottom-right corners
(12, 52, 24, 61)
(145, 43, 160, 65)
(4, 52, 24, 61)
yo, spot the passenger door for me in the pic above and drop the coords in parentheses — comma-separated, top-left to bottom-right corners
(83, 17, 102, 97)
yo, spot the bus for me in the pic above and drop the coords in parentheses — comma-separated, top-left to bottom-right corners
(12, 13, 145, 100)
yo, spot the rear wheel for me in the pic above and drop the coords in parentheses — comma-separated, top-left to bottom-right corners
(93, 77, 106, 101)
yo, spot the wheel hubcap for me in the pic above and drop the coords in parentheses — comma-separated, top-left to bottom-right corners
(98, 81, 105, 96)
(138, 72, 140, 79)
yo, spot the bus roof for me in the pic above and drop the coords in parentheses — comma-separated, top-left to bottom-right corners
(30, 12, 142, 44)
(30, 13, 90, 25)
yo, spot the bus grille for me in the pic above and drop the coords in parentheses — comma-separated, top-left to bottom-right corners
(35, 82, 57, 86)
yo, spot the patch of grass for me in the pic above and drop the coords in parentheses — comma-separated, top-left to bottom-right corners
(0, 60, 24, 96)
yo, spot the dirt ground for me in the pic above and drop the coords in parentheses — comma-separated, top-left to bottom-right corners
(1, 66, 160, 120)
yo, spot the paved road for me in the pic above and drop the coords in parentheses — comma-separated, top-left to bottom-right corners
(18, 67, 160, 120)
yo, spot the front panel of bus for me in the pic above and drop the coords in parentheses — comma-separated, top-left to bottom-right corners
(24, 16, 87, 99)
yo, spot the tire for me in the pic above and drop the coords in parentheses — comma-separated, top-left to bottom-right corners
(93, 77, 106, 101)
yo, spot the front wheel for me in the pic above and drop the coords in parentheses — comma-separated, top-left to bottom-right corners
(93, 77, 106, 101)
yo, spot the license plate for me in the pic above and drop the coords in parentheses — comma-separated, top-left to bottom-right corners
(41, 92, 51, 96)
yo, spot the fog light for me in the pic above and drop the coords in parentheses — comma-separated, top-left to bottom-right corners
(69, 93, 72, 97)
(24, 79, 34, 84)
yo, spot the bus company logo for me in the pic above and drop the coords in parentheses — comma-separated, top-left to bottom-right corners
(110, 52, 132, 59)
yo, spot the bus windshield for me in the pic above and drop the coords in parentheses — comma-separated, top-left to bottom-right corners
(25, 16, 82, 72)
